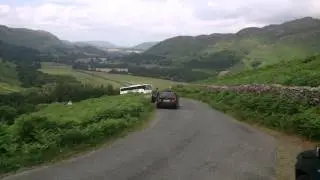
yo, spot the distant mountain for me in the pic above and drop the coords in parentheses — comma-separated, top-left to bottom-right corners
(0, 25, 108, 57)
(0, 40, 41, 64)
(132, 42, 158, 51)
(74, 41, 117, 49)
(0, 25, 62, 50)
(144, 17, 320, 70)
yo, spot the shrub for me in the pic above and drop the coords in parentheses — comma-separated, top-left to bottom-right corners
(0, 94, 154, 174)
(0, 82, 118, 124)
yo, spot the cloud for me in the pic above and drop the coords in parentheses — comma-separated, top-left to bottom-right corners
(0, 0, 319, 46)
(193, 0, 320, 23)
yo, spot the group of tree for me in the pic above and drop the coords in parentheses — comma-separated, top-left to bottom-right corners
(110, 66, 211, 82)
(121, 53, 171, 66)
(182, 50, 243, 71)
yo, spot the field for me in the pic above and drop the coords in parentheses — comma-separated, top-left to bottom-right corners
(41, 62, 176, 89)
(89, 71, 177, 89)
(0, 94, 154, 174)
(40, 62, 121, 86)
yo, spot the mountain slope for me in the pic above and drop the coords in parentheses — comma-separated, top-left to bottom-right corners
(199, 55, 320, 87)
(0, 25, 62, 50)
(0, 60, 22, 93)
(145, 17, 320, 70)
(132, 42, 158, 51)
(0, 25, 108, 57)
(146, 34, 233, 61)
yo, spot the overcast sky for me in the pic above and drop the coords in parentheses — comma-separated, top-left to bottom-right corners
(0, 0, 319, 46)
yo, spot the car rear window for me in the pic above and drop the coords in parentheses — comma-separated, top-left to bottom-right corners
(159, 92, 175, 98)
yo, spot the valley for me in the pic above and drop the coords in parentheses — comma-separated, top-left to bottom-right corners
(0, 14, 320, 180)
(40, 62, 176, 89)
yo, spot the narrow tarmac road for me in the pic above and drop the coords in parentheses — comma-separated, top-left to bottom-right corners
(3, 98, 276, 180)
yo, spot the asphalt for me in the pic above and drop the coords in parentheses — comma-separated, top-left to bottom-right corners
(3, 98, 276, 180)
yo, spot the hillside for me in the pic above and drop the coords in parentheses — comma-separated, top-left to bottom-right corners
(0, 25, 62, 50)
(0, 60, 22, 93)
(144, 17, 320, 71)
(199, 55, 320, 87)
(146, 34, 232, 61)
(132, 42, 158, 51)
(0, 25, 108, 57)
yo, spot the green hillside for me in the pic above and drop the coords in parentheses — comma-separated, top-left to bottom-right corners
(0, 25, 61, 50)
(146, 34, 232, 63)
(199, 55, 320, 87)
(0, 25, 107, 57)
(0, 60, 22, 93)
(0, 60, 19, 84)
(0, 40, 41, 93)
(145, 17, 320, 71)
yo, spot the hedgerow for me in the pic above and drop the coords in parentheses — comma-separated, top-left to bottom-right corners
(0, 94, 154, 174)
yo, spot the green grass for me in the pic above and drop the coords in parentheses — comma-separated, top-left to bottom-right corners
(0, 60, 23, 93)
(31, 95, 142, 123)
(199, 55, 320, 87)
(205, 36, 312, 68)
(0, 60, 19, 84)
(0, 82, 22, 93)
(41, 62, 177, 89)
(0, 94, 154, 174)
(40, 62, 121, 86)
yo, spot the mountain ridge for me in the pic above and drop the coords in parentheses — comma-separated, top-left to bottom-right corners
(0, 25, 108, 57)
(144, 16, 320, 70)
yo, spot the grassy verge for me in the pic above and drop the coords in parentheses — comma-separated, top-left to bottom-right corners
(173, 85, 320, 179)
(0, 94, 154, 175)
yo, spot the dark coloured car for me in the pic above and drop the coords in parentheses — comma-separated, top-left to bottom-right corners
(156, 90, 180, 109)
(295, 146, 320, 180)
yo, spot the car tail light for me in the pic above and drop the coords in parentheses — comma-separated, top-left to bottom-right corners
(172, 97, 176, 102)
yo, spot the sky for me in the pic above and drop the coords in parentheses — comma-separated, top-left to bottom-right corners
(0, 0, 319, 46)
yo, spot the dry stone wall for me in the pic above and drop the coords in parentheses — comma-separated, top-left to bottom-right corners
(193, 84, 320, 106)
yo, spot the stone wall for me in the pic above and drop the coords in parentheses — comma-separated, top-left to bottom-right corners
(194, 84, 320, 106)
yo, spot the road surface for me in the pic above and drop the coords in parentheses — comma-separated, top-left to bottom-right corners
(3, 98, 276, 180)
